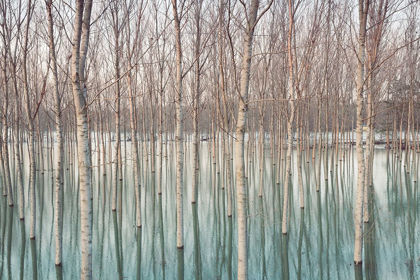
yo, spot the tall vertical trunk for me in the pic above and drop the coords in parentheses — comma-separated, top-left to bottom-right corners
(71, 1, 93, 278)
(363, 71, 373, 223)
(258, 107, 265, 197)
(11, 65, 24, 218)
(1, 66, 13, 207)
(234, 1, 261, 278)
(281, 0, 297, 235)
(354, 0, 369, 266)
(46, 0, 64, 265)
(1, 16, 13, 206)
(219, 0, 232, 216)
(191, 0, 202, 204)
(112, 7, 121, 212)
(127, 68, 141, 227)
(22, 0, 36, 236)
(172, 0, 184, 249)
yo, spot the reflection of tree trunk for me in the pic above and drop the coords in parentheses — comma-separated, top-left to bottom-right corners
(112, 212, 123, 280)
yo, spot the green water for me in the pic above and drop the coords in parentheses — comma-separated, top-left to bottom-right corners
(0, 144, 419, 279)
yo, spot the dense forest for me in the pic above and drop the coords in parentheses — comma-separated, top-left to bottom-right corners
(0, 0, 419, 279)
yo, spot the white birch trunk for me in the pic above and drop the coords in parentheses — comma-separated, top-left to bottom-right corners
(22, 0, 36, 237)
(282, 0, 297, 235)
(354, 0, 369, 265)
(191, 0, 202, 203)
(46, 0, 64, 265)
(71, 1, 93, 278)
(127, 69, 141, 228)
(234, 1, 260, 278)
(172, 0, 184, 249)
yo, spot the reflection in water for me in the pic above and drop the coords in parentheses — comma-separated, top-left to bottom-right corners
(177, 248, 184, 280)
(228, 216, 233, 280)
(20, 221, 26, 280)
(365, 186, 377, 280)
(136, 228, 142, 280)
(354, 265, 363, 280)
(112, 212, 123, 279)
(6, 207, 13, 280)
(55, 265, 63, 280)
(158, 195, 165, 280)
(259, 197, 266, 280)
(31, 239, 38, 280)
(192, 203, 201, 280)
(281, 234, 289, 280)
(0, 146, 419, 279)
(297, 209, 304, 280)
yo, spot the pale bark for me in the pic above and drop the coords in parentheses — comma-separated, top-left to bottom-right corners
(22, 0, 36, 237)
(354, 0, 369, 266)
(258, 107, 265, 197)
(127, 68, 141, 227)
(363, 75, 372, 223)
(112, 4, 121, 212)
(234, 1, 261, 278)
(11, 63, 24, 218)
(1, 28, 13, 207)
(46, 0, 63, 265)
(71, 0, 93, 278)
(191, 0, 202, 204)
(172, 0, 184, 249)
(281, 0, 297, 235)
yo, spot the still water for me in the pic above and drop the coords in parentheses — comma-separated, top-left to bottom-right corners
(1, 143, 419, 279)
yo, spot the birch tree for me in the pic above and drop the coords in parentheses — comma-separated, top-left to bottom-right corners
(171, 0, 184, 249)
(46, 0, 64, 266)
(354, 0, 369, 266)
(191, 0, 203, 204)
(22, 0, 36, 238)
(0, 0, 14, 207)
(70, 0, 93, 278)
(233, 0, 272, 278)
(124, 0, 144, 228)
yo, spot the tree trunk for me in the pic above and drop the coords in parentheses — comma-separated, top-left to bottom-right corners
(234, 1, 260, 278)
(46, 0, 64, 265)
(172, 0, 184, 249)
(354, 0, 369, 266)
(71, 1, 93, 278)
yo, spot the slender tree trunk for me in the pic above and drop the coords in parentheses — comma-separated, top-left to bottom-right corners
(354, 0, 369, 266)
(281, 0, 297, 235)
(127, 68, 141, 228)
(172, 0, 184, 249)
(112, 6, 121, 211)
(11, 66, 24, 218)
(22, 0, 36, 236)
(47, 0, 63, 265)
(191, 0, 202, 204)
(71, 1, 93, 278)
(234, 1, 261, 278)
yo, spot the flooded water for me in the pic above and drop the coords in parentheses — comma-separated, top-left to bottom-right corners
(1, 143, 419, 279)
